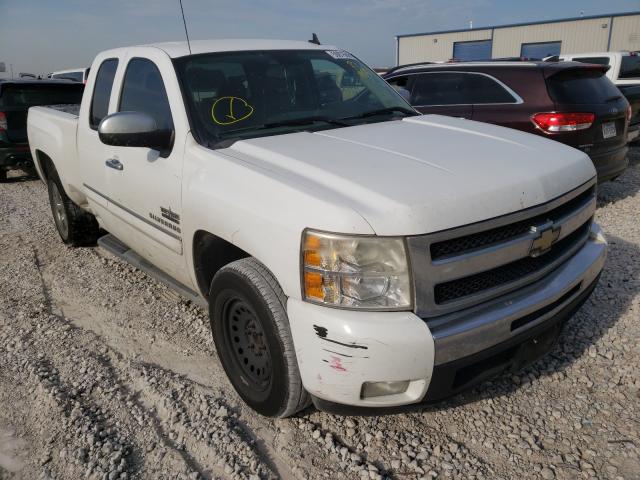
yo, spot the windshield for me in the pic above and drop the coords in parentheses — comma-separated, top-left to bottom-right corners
(174, 49, 416, 147)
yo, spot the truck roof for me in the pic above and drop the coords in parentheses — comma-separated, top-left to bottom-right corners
(102, 39, 335, 59)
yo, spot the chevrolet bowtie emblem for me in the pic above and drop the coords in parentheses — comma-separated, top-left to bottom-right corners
(529, 223, 561, 257)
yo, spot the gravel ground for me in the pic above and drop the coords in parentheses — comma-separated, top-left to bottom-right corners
(1, 148, 639, 480)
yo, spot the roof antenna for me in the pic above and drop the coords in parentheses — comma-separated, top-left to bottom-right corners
(179, 0, 192, 54)
(309, 33, 321, 45)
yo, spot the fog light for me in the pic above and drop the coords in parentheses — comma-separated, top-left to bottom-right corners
(361, 380, 410, 399)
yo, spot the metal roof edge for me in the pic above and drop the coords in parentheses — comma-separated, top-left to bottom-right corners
(396, 11, 640, 39)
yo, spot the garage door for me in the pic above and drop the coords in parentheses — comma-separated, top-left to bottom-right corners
(453, 40, 492, 61)
(520, 41, 561, 60)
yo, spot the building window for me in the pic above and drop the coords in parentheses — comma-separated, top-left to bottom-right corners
(452, 40, 492, 61)
(520, 41, 561, 60)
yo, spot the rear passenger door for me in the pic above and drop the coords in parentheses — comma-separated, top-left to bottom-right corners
(78, 56, 120, 225)
(464, 72, 523, 125)
(408, 72, 472, 118)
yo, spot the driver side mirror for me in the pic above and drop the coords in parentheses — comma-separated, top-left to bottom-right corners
(98, 111, 173, 153)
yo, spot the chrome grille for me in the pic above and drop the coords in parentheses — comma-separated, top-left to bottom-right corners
(434, 221, 591, 304)
(407, 179, 596, 318)
(430, 186, 595, 260)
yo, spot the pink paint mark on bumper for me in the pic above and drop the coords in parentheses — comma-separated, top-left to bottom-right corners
(329, 356, 347, 372)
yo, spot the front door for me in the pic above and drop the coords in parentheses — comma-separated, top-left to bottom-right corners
(102, 51, 187, 283)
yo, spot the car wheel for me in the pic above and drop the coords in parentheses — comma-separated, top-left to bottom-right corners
(46, 166, 99, 246)
(209, 258, 310, 417)
(0, 169, 7, 182)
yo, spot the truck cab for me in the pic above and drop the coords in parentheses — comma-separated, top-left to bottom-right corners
(27, 40, 607, 417)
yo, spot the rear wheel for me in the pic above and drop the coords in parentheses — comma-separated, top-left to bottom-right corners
(0, 169, 7, 182)
(46, 166, 99, 246)
(209, 258, 310, 417)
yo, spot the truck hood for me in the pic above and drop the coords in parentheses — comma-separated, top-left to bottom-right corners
(223, 115, 596, 235)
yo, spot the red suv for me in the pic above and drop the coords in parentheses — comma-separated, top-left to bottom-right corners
(383, 61, 631, 182)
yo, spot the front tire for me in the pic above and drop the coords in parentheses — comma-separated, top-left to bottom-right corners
(209, 258, 310, 417)
(46, 166, 99, 246)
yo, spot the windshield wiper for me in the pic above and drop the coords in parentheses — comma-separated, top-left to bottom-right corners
(340, 106, 418, 121)
(605, 95, 622, 102)
(216, 116, 349, 138)
(209, 117, 350, 149)
(261, 116, 350, 129)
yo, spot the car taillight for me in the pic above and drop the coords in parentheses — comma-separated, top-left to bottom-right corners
(0, 112, 6, 132)
(532, 112, 595, 132)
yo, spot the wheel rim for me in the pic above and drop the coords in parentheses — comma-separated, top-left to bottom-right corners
(51, 183, 69, 239)
(223, 297, 272, 391)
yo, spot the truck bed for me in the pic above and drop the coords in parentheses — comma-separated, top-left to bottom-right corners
(45, 104, 81, 117)
(27, 104, 85, 206)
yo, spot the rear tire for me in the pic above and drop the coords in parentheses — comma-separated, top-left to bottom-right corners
(209, 258, 310, 417)
(0, 170, 7, 182)
(46, 166, 99, 246)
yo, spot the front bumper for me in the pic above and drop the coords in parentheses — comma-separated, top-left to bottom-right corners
(287, 223, 606, 411)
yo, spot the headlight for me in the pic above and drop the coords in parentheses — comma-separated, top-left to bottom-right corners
(301, 230, 412, 310)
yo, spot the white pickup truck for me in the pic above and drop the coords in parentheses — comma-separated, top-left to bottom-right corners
(27, 40, 607, 417)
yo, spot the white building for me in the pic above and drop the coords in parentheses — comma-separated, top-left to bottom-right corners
(396, 11, 640, 65)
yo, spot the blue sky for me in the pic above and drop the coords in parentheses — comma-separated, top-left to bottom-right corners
(0, 0, 638, 76)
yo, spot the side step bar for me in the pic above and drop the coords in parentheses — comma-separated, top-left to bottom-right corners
(97, 234, 208, 309)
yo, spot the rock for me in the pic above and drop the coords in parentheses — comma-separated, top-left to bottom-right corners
(540, 467, 555, 480)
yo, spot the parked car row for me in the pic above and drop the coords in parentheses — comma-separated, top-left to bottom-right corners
(383, 56, 637, 182)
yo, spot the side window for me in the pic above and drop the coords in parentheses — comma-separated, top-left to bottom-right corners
(411, 72, 517, 105)
(89, 58, 118, 129)
(463, 74, 518, 104)
(119, 58, 174, 131)
(386, 76, 411, 102)
(411, 73, 468, 105)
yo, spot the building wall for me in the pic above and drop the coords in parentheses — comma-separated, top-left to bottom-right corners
(492, 17, 610, 57)
(397, 13, 640, 65)
(609, 14, 640, 51)
(398, 29, 491, 64)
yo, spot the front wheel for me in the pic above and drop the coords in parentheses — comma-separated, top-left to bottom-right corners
(209, 258, 310, 417)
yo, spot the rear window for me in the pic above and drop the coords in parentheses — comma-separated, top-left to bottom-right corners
(620, 55, 640, 79)
(0, 84, 84, 107)
(547, 69, 621, 104)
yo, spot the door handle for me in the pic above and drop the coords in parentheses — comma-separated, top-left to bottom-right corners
(105, 158, 123, 171)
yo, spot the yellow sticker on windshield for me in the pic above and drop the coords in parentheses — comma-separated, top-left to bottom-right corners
(211, 96, 254, 125)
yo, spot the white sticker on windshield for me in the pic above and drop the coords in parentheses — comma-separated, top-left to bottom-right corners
(325, 50, 355, 60)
